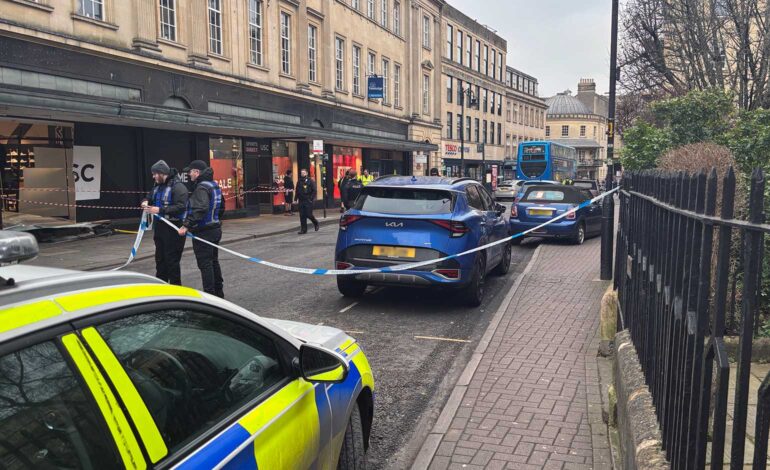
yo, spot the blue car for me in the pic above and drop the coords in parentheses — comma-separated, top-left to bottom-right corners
(513, 179, 559, 201)
(335, 176, 511, 306)
(509, 184, 601, 245)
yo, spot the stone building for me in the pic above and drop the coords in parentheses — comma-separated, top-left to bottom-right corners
(0, 0, 440, 221)
(545, 79, 609, 181)
(503, 66, 547, 159)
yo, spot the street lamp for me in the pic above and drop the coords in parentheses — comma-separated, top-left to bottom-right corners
(460, 86, 478, 177)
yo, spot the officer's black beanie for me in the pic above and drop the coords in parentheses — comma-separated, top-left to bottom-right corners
(151, 160, 171, 175)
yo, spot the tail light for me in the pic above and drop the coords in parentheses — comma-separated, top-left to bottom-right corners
(340, 214, 363, 230)
(510, 204, 518, 218)
(433, 268, 460, 279)
(336, 261, 353, 270)
(430, 220, 470, 237)
(566, 206, 577, 220)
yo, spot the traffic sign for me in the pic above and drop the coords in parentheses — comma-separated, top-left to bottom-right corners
(313, 140, 323, 154)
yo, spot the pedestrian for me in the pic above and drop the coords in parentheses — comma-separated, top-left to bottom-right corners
(178, 160, 225, 298)
(295, 168, 319, 234)
(429, 167, 440, 176)
(141, 160, 188, 286)
(359, 169, 374, 185)
(342, 169, 364, 211)
(283, 169, 294, 215)
(338, 170, 351, 213)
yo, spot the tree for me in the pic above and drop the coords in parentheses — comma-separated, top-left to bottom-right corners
(649, 88, 734, 146)
(620, 121, 673, 170)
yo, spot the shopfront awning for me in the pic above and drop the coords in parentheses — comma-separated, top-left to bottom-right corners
(0, 88, 438, 153)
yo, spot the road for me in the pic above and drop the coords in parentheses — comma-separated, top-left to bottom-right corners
(120, 218, 538, 469)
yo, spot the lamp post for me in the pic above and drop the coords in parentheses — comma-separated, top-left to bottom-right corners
(460, 86, 478, 177)
(600, 0, 619, 281)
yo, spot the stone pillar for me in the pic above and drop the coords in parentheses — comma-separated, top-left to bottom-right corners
(132, 0, 162, 54)
(296, 2, 312, 93)
(188, 0, 212, 67)
(321, 0, 335, 99)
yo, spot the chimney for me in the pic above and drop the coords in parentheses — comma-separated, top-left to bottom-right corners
(577, 78, 596, 93)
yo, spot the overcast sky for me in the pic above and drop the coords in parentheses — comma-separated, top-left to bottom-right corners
(448, 0, 612, 98)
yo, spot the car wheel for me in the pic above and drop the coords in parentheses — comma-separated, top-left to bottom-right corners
(461, 255, 486, 307)
(337, 277, 367, 297)
(572, 223, 586, 245)
(492, 242, 512, 275)
(337, 402, 366, 470)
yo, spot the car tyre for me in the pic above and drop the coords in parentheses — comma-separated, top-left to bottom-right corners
(572, 222, 586, 245)
(461, 255, 486, 307)
(337, 402, 366, 470)
(337, 277, 367, 297)
(492, 242, 512, 275)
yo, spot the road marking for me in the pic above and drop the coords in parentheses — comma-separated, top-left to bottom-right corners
(339, 302, 359, 313)
(414, 335, 471, 343)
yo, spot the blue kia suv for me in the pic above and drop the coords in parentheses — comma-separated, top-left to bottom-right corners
(334, 176, 511, 306)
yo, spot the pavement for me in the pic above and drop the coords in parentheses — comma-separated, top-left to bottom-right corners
(412, 237, 614, 470)
(29, 211, 338, 271)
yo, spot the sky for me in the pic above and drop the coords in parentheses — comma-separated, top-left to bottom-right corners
(448, 0, 613, 98)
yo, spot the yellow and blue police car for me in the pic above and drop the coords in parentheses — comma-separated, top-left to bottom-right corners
(0, 231, 374, 470)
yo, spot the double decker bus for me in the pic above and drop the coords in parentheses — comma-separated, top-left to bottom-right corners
(516, 141, 577, 182)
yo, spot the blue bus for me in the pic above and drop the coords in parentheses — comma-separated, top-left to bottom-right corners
(516, 141, 577, 182)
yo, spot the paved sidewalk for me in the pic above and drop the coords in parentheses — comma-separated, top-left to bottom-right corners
(29, 212, 338, 271)
(413, 239, 613, 470)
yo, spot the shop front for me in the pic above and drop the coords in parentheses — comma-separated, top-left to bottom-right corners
(242, 138, 299, 214)
(362, 149, 408, 179)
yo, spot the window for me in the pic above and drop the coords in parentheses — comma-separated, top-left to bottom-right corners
(456, 79, 463, 104)
(393, 1, 400, 35)
(357, 188, 454, 214)
(447, 24, 453, 60)
(160, 0, 176, 41)
(506, 101, 512, 122)
(465, 35, 472, 66)
(447, 76, 453, 103)
(580, 125, 586, 137)
(482, 88, 488, 112)
(79, 0, 103, 19)
(381, 0, 388, 27)
(466, 185, 483, 210)
(352, 0, 360, 9)
(497, 123, 502, 145)
(280, 12, 291, 74)
(248, 0, 263, 65)
(95, 309, 287, 453)
(483, 120, 488, 143)
(593, 126, 597, 137)
(0, 340, 123, 469)
(456, 113, 462, 138)
(367, 0, 374, 19)
(490, 49, 496, 79)
(561, 125, 569, 137)
(490, 92, 495, 115)
(483, 45, 488, 75)
(382, 59, 389, 102)
(368, 52, 376, 77)
(475, 40, 481, 72)
(335, 37, 345, 90)
(545, 125, 550, 137)
(309, 26, 319, 82)
(422, 74, 430, 114)
(456, 30, 462, 64)
(353, 46, 361, 95)
(423, 15, 431, 48)
(475, 85, 480, 109)
(498, 52, 503, 80)
(466, 116, 471, 142)
(490, 121, 495, 144)
(474, 118, 480, 142)
(498, 95, 502, 115)
(578, 150, 586, 162)
(208, 0, 223, 55)
(394, 64, 401, 107)
(446, 113, 453, 139)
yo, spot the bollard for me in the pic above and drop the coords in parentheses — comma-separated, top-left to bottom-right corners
(600, 188, 615, 280)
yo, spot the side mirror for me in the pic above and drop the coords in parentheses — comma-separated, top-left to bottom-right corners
(299, 343, 349, 383)
(495, 203, 506, 216)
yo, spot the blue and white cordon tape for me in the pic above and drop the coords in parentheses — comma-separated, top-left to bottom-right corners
(116, 186, 620, 275)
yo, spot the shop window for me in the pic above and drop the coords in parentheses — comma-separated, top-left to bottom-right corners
(209, 136, 244, 211)
(332, 147, 362, 199)
(270, 141, 298, 207)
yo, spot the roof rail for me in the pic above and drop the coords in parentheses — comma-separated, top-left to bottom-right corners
(373, 174, 400, 181)
(450, 177, 477, 184)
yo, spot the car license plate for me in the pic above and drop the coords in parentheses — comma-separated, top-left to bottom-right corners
(529, 208, 553, 216)
(372, 246, 416, 258)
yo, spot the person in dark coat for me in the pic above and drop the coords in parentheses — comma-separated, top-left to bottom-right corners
(178, 160, 225, 298)
(141, 160, 189, 286)
(295, 169, 319, 234)
(341, 169, 364, 211)
(283, 170, 294, 215)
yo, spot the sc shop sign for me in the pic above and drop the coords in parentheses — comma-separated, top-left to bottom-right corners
(385, 222, 404, 228)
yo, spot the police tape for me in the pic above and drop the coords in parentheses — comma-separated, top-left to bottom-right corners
(115, 186, 620, 276)
(111, 213, 151, 271)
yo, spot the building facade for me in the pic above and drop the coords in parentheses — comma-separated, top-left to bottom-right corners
(0, 0, 439, 221)
(503, 66, 547, 160)
(545, 79, 609, 181)
(438, 3, 507, 181)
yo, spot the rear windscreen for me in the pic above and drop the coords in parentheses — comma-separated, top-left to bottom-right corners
(355, 188, 454, 214)
(573, 181, 596, 189)
(523, 187, 583, 203)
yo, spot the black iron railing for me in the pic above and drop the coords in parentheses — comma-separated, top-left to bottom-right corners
(615, 168, 770, 469)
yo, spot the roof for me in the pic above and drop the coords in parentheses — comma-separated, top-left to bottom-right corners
(546, 93, 592, 116)
(550, 138, 602, 149)
(369, 176, 477, 188)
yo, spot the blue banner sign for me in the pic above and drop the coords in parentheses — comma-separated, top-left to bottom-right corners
(367, 76, 384, 99)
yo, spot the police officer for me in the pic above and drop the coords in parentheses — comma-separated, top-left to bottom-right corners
(141, 160, 188, 286)
(341, 169, 364, 211)
(358, 169, 374, 185)
(295, 169, 319, 234)
(178, 160, 225, 298)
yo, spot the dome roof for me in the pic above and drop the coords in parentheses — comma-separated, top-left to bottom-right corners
(546, 92, 592, 116)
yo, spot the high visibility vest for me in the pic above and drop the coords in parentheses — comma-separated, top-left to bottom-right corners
(189, 180, 223, 227)
(359, 174, 374, 185)
(152, 182, 187, 219)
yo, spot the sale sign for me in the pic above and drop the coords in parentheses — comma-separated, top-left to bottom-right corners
(210, 159, 238, 211)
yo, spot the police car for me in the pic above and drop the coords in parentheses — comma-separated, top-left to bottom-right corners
(0, 232, 374, 469)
